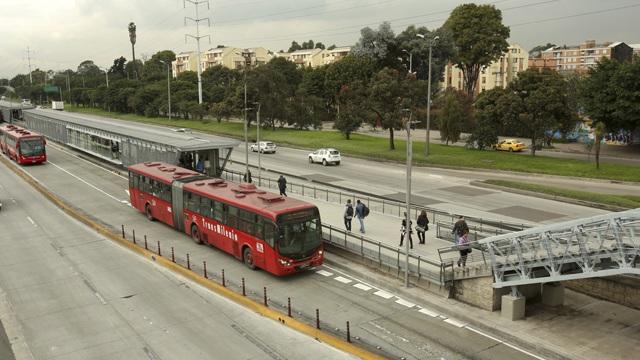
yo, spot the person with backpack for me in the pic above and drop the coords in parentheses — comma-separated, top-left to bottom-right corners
(416, 210, 429, 244)
(277, 175, 287, 196)
(343, 199, 354, 231)
(452, 216, 470, 267)
(355, 199, 368, 234)
(399, 212, 413, 249)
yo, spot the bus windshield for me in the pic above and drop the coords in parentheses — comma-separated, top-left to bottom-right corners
(277, 211, 322, 260)
(20, 138, 45, 157)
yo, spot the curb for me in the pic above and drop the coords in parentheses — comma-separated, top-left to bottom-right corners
(471, 180, 629, 212)
(0, 155, 386, 360)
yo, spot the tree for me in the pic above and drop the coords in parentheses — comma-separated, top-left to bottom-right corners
(469, 88, 506, 149)
(368, 68, 411, 150)
(301, 40, 315, 50)
(508, 69, 570, 156)
(444, 4, 510, 97)
(352, 22, 401, 70)
(335, 82, 369, 139)
(315, 42, 326, 50)
(593, 121, 606, 169)
(110, 56, 127, 78)
(128, 22, 138, 79)
(435, 89, 472, 144)
(288, 41, 302, 52)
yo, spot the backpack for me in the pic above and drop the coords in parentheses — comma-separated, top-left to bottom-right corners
(346, 205, 354, 217)
(362, 205, 370, 217)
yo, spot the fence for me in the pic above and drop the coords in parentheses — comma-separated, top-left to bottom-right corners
(222, 167, 528, 233)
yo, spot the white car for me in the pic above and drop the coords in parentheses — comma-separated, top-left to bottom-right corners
(308, 148, 341, 166)
(250, 141, 277, 154)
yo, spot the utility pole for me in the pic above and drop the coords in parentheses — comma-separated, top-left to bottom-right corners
(26, 47, 33, 85)
(417, 34, 439, 157)
(184, 0, 210, 104)
(253, 102, 261, 186)
(402, 109, 413, 288)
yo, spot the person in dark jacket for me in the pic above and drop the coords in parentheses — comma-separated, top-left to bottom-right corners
(343, 199, 354, 231)
(416, 210, 429, 244)
(277, 175, 287, 196)
(355, 200, 365, 234)
(399, 212, 413, 249)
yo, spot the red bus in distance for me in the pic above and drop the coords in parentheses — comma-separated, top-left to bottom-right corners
(128, 162, 324, 276)
(0, 124, 47, 165)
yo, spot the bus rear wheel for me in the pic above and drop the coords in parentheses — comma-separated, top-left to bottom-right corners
(191, 225, 203, 245)
(145, 204, 154, 221)
(243, 247, 256, 270)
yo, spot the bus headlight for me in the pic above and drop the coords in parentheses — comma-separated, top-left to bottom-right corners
(278, 259, 291, 267)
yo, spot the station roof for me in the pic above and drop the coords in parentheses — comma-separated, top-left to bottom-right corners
(24, 108, 239, 151)
(0, 100, 34, 110)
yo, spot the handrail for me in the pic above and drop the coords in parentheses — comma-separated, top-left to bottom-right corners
(222, 167, 529, 232)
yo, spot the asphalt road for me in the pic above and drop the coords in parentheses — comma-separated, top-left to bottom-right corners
(0, 143, 549, 359)
(0, 160, 355, 360)
(232, 144, 607, 225)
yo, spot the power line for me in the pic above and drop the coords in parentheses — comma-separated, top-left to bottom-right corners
(510, 3, 640, 27)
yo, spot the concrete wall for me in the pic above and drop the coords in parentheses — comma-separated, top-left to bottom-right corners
(452, 275, 507, 311)
(565, 275, 640, 310)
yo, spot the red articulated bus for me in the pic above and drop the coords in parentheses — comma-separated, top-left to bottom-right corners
(0, 124, 47, 165)
(128, 162, 324, 276)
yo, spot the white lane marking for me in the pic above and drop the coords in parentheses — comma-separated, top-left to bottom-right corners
(465, 326, 547, 360)
(443, 318, 466, 328)
(418, 308, 440, 318)
(395, 299, 416, 308)
(11, 199, 16, 204)
(94, 292, 107, 305)
(429, 174, 443, 179)
(125, 189, 130, 196)
(353, 283, 372, 291)
(373, 290, 394, 299)
(49, 143, 128, 180)
(322, 264, 547, 360)
(316, 270, 333, 277)
(26, 216, 36, 226)
(47, 161, 128, 204)
(334, 276, 352, 284)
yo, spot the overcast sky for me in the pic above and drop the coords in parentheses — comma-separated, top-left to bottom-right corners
(1, 0, 638, 78)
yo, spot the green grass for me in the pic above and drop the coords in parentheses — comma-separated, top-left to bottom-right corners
(65, 105, 640, 182)
(484, 179, 640, 209)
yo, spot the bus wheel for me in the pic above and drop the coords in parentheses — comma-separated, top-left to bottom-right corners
(191, 225, 203, 244)
(145, 204, 154, 221)
(243, 247, 256, 270)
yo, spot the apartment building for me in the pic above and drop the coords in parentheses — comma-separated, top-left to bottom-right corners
(630, 44, 640, 56)
(534, 40, 633, 73)
(321, 46, 351, 65)
(172, 47, 273, 77)
(172, 52, 198, 77)
(442, 44, 528, 94)
(284, 48, 324, 68)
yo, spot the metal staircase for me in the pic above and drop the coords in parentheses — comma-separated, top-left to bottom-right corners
(481, 209, 640, 288)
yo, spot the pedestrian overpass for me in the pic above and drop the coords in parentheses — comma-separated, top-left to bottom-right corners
(480, 209, 640, 288)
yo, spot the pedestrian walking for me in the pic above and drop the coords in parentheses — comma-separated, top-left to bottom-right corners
(399, 212, 413, 249)
(452, 216, 470, 267)
(243, 169, 253, 183)
(355, 199, 368, 234)
(277, 175, 287, 196)
(416, 210, 429, 244)
(343, 199, 354, 231)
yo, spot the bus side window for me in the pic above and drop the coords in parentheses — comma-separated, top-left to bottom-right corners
(133, 174, 139, 189)
(129, 172, 133, 188)
(263, 221, 276, 248)
(213, 201, 224, 223)
(200, 197, 212, 218)
(227, 205, 238, 228)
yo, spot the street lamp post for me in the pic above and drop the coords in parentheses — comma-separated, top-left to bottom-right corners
(402, 108, 413, 288)
(253, 102, 262, 186)
(417, 34, 439, 157)
(159, 60, 172, 120)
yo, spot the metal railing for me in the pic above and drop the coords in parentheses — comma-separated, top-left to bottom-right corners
(222, 167, 528, 232)
(321, 223, 444, 285)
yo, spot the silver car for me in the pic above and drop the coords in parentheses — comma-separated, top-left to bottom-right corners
(308, 148, 341, 166)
